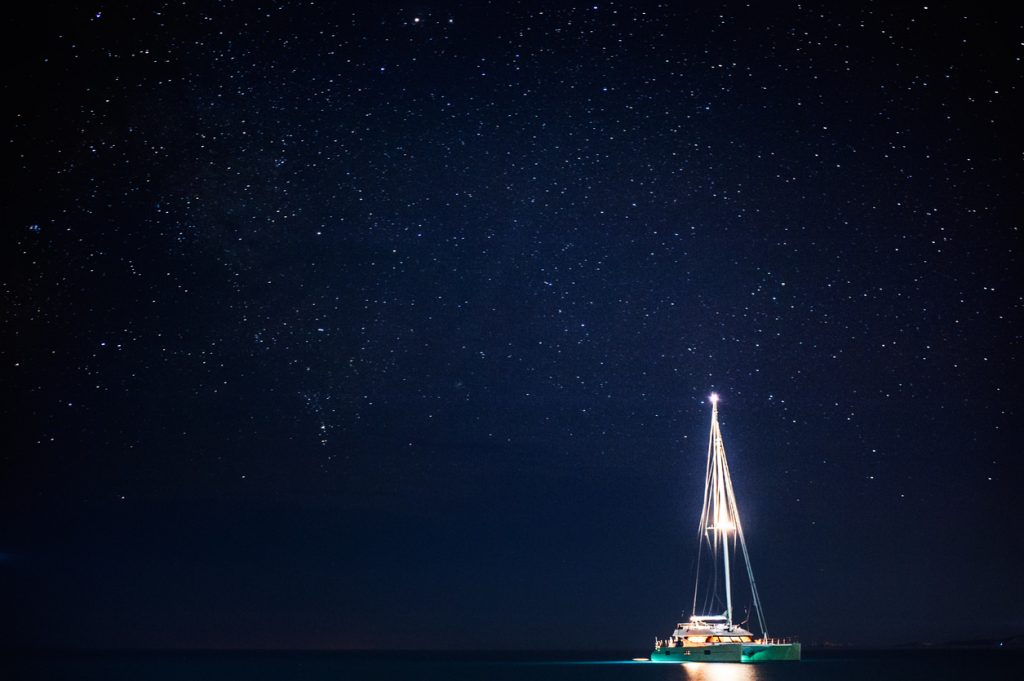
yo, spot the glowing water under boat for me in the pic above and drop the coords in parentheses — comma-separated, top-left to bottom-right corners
(650, 394, 800, 663)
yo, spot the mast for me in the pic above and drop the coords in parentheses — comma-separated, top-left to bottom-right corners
(694, 393, 768, 636)
(722, 510, 733, 627)
(711, 394, 733, 627)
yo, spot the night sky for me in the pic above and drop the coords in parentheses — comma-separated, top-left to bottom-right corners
(3, 2, 1022, 651)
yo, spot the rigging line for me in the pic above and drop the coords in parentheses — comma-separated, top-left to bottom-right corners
(721, 443, 768, 639)
(693, 412, 716, 617)
(703, 548, 719, 616)
(686, 555, 698, 619)
(693, 518, 709, 617)
(736, 515, 767, 637)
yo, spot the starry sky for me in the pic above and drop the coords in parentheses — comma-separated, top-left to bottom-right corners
(3, 1, 1021, 650)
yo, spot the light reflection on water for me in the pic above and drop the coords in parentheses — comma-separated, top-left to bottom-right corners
(679, 662, 760, 681)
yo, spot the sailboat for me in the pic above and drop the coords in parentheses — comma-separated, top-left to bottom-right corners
(650, 393, 800, 663)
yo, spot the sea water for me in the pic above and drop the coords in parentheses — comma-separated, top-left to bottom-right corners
(2, 650, 1018, 681)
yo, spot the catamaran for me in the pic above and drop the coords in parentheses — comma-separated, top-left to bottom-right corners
(651, 394, 800, 663)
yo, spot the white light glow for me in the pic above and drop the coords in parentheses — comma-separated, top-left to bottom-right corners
(681, 661, 757, 680)
(710, 392, 720, 404)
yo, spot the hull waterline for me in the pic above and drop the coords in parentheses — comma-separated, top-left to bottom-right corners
(649, 641, 801, 663)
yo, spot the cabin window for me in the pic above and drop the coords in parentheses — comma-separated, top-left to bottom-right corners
(704, 649, 711, 655)
(687, 636, 707, 643)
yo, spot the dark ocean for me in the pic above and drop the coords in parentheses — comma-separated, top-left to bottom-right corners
(2, 650, 1018, 681)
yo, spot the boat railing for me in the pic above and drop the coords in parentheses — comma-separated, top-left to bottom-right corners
(756, 636, 799, 645)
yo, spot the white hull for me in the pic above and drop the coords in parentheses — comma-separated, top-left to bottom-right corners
(651, 643, 742, 663)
